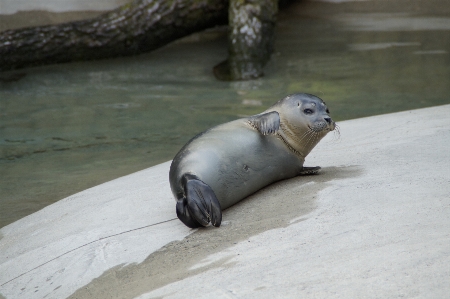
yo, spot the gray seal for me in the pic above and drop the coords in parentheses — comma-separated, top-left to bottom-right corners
(169, 93, 336, 228)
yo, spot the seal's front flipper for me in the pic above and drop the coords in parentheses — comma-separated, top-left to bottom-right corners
(248, 111, 280, 135)
(178, 174, 222, 228)
(299, 166, 321, 175)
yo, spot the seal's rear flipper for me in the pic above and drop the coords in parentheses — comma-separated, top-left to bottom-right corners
(177, 174, 222, 228)
(176, 198, 203, 228)
(248, 111, 280, 135)
(299, 166, 321, 175)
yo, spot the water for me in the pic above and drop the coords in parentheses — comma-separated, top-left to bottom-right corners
(1, 0, 449, 228)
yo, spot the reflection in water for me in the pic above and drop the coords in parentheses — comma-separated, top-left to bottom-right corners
(335, 13, 450, 31)
(348, 42, 421, 51)
(1, 0, 449, 228)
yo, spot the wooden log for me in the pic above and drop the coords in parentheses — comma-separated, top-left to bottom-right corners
(0, 0, 229, 72)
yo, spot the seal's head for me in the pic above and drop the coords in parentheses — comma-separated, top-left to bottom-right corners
(269, 93, 335, 157)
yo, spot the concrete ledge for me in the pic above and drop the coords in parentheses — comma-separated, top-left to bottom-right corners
(1, 105, 449, 298)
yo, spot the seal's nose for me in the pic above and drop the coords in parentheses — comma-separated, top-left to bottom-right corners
(324, 117, 332, 124)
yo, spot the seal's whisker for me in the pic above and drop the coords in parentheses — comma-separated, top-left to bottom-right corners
(332, 124, 341, 141)
(298, 130, 314, 144)
(296, 133, 312, 145)
(298, 130, 311, 140)
(310, 132, 320, 146)
(298, 129, 312, 141)
(303, 130, 318, 146)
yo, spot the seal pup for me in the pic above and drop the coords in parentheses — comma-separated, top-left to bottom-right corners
(169, 93, 335, 228)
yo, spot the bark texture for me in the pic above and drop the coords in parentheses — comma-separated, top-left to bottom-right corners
(0, 0, 228, 72)
(214, 0, 278, 80)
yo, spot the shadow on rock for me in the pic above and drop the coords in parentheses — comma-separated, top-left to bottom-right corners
(68, 165, 362, 299)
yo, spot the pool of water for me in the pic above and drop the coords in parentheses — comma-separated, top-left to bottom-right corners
(1, 0, 449, 228)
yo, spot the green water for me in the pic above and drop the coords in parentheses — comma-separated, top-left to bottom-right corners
(1, 0, 449, 228)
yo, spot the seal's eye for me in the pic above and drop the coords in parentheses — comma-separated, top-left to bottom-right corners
(326, 108, 330, 114)
(303, 108, 314, 115)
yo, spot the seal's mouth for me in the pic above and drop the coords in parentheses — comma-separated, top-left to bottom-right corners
(327, 121, 336, 131)
(309, 119, 335, 132)
(325, 117, 336, 131)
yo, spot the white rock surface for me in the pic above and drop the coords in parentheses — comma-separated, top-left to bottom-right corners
(1, 105, 449, 299)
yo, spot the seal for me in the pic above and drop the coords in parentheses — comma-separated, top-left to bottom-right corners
(169, 93, 335, 228)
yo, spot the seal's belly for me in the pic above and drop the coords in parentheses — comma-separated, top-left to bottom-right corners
(172, 121, 304, 209)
